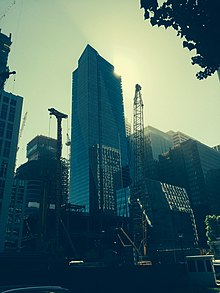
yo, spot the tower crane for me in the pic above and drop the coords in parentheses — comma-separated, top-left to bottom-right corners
(48, 107, 68, 252)
(130, 84, 152, 262)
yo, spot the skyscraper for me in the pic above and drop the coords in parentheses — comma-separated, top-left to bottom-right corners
(0, 91, 23, 251)
(158, 139, 220, 246)
(70, 45, 127, 215)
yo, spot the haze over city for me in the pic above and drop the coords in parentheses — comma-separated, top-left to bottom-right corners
(0, 0, 219, 166)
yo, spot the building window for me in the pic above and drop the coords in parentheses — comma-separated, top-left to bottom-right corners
(1, 104, 8, 119)
(10, 99, 16, 106)
(6, 123, 13, 139)
(8, 107, 15, 122)
(0, 121, 5, 137)
(3, 141, 11, 157)
(0, 180, 5, 199)
(0, 161, 8, 177)
(3, 96, 9, 104)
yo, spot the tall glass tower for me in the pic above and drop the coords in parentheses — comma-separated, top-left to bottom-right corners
(70, 45, 127, 215)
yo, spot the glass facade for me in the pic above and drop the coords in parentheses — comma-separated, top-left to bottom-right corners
(0, 91, 23, 251)
(70, 45, 127, 215)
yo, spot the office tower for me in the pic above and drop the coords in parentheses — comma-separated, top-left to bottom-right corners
(70, 45, 127, 215)
(158, 139, 220, 246)
(167, 130, 194, 147)
(0, 30, 12, 89)
(0, 91, 23, 251)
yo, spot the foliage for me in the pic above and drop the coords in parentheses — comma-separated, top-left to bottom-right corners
(140, 0, 220, 79)
(205, 215, 220, 243)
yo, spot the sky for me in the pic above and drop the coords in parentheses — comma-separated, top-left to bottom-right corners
(0, 0, 219, 166)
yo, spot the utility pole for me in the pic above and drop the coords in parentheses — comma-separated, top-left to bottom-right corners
(48, 108, 68, 253)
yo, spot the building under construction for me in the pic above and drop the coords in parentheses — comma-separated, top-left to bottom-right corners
(5, 134, 70, 252)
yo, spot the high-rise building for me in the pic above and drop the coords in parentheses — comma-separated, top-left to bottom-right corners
(5, 179, 27, 251)
(12, 135, 69, 252)
(0, 30, 12, 90)
(0, 91, 23, 251)
(129, 125, 174, 181)
(146, 179, 198, 255)
(125, 118, 131, 137)
(158, 139, 220, 246)
(70, 45, 127, 215)
(145, 126, 174, 161)
(167, 130, 193, 147)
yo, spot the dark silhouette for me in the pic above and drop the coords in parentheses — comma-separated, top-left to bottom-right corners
(140, 0, 220, 79)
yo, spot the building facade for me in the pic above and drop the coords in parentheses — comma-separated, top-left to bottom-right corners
(167, 130, 193, 147)
(5, 179, 27, 251)
(70, 45, 127, 215)
(0, 30, 12, 90)
(158, 139, 220, 246)
(27, 135, 57, 161)
(0, 91, 23, 251)
(146, 179, 198, 253)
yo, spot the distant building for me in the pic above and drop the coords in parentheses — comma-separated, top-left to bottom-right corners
(129, 125, 173, 181)
(145, 126, 174, 160)
(70, 45, 128, 215)
(0, 30, 12, 89)
(0, 91, 23, 251)
(125, 118, 131, 137)
(158, 139, 220, 246)
(27, 135, 57, 161)
(116, 187, 130, 217)
(213, 144, 220, 152)
(167, 130, 193, 147)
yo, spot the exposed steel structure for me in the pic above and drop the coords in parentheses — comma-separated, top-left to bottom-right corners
(131, 84, 151, 262)
(48, 108, 68, 251)
(133, 84, 145, 185)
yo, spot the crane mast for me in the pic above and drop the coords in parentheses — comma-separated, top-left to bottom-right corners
(133, 84, 145, 185)
(48, 108, 68, 252)
(131, 84, 150, 262)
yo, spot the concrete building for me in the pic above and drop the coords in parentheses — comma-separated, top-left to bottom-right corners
(167, 130, 193, 147)
(0, 91, 23, 251)
(70, 45, 128, 215)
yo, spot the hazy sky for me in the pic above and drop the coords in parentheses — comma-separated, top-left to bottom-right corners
(0, 0, 219, 166)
